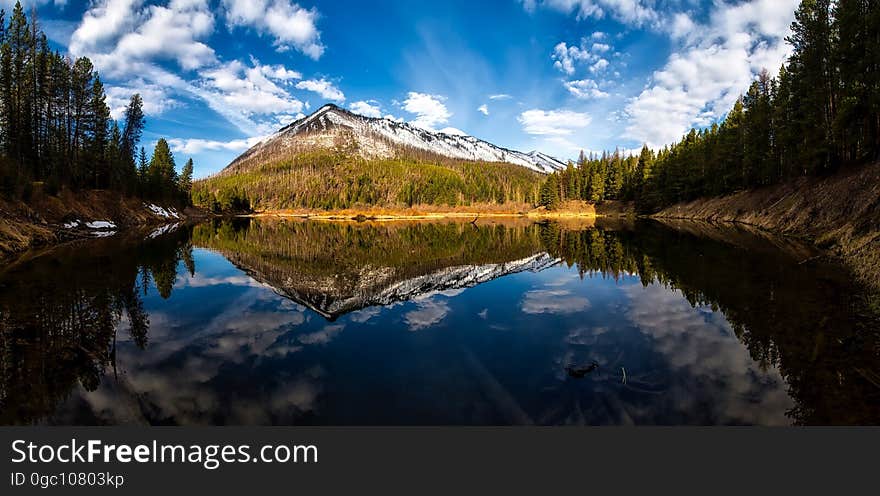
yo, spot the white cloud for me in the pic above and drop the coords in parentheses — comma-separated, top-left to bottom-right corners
(295, 78, 345, 102)
(68, 0, 310, 135)
(624, 0, 800, 147)
(199, 59, 307, 128)
(91, 58, 302, 138)
(564, 79, 609, 100)
(350, 100, 382, 118)
(489, 93, 513, 100)
(552, 39, 613, 76)
(521, 289, 590, 315)
(589, 58, 609, 73)
(221, 0, 324, 59)
(518, 109, 591, 136)
(349, 307, 382, 323)
(552, 41, 591, 75)
(297, 324, 344, 345)
(623, 284, 793, 425)
(404, 298, 451, 331)
(167, 135, 268, 155)
(255, 61, 302, 82)
(523, 0, 660, 27)
(402, 92, 452, 130)
(0, 0, 66, 7)
(68, 0, 306, 136)
(72, 0, 218, 75)
(176, 273, 269, 289)
(69, 0, 141, 56)
(477, 104, 489, 116)
(106, 82, 181, 119)
(670, 12, 697, 40)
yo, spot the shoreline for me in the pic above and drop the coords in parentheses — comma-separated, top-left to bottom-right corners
(0, 190, 198, 261)
(241, 200, 627, 222)
(245, 210, 603, 221)
(652, 162, 880, 292)
(4, 159, 878, 297)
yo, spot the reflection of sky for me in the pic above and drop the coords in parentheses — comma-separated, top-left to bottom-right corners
(58, 248, 794, 425)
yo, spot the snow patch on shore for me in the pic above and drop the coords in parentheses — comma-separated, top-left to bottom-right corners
(145, 203, 180, 219)
(85, 220, 116, 230)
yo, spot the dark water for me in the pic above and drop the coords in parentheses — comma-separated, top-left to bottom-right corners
(1, 218, 878, 425)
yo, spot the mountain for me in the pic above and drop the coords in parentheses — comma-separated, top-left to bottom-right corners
(191, 220, 560, 320)
(247, 252, 560, 320)
(526, 150, 568, 173)
(222, 104, 566, 175)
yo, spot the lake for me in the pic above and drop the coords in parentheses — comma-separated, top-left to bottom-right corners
(1, 218, 878, 425)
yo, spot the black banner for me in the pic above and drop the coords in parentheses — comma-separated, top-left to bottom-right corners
(1, 428, 878, 494)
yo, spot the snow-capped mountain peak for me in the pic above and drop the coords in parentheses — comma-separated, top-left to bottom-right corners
(224, 104, 566, 175)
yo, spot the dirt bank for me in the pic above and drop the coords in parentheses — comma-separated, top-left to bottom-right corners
(655, 162, 880, 290)
(0, 189, 192, 260)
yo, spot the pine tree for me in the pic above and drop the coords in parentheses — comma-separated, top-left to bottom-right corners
(148, 138, 177, 199)
(636, 145, 653, 193)
(179, 157, 193, 201)
(539, 173, 560, 210)
(137, 146, 148, 195)
(69, 56, 94, 185)
(121, 94, 144, 166)
(742, 71, 774, 186)
(787, 0, 835, 173)
(834, 0, 880, 161)
(89, 75, 109, 188)
(0, 5, 145, 199)
(6, 2, 29, 172)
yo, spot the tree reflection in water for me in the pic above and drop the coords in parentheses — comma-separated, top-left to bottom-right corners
(0, 218, 877, 425)
(0, 227, 194, 424)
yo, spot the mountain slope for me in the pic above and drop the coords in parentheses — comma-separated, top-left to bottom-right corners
(223, 104, 566, 175)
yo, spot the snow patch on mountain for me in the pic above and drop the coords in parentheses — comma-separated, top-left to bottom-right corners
(259, 251, 561, 319)
(227, 104, 568, 175)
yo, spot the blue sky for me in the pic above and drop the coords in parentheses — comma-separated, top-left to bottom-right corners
(22, 0, 799, 178)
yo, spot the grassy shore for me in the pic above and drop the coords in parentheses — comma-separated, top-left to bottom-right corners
(244, 200, 633, 221)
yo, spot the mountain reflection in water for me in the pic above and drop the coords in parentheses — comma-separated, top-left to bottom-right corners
(0, 218, 877, 425)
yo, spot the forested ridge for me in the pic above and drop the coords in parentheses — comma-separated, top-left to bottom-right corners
(540, 0, 880, 213)
(0, 2, 192, 204)
(192, 150, 544, 212)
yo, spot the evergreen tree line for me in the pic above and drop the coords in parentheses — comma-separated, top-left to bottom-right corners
(0, 2, 193, 204)
(539, 149, 642, 210)
(540, 0, 880, 212)
(138, 138, 195, 204)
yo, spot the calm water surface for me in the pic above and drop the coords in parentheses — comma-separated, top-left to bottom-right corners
(1, 218, 878, 425)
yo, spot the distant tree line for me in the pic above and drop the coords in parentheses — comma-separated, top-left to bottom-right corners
(0, 2, 193, 204)
(540, 0, 880, 212)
